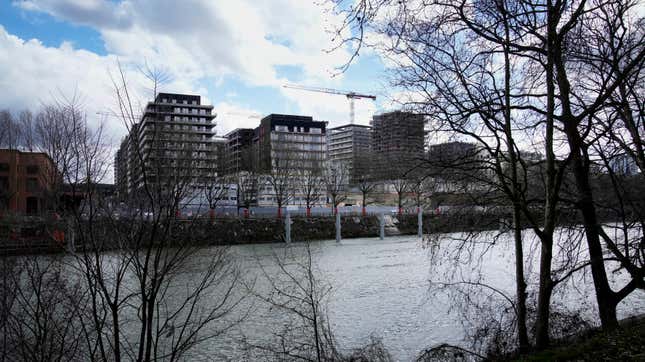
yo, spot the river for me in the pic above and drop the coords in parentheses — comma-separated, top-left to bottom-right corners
(182, 231, 644, 361)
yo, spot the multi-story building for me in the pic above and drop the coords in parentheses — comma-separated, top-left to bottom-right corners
(255, 114, 327, 172)
(253, 114, 327, 207)
(213, 137, 228, 175)
(115, 92, 217, 200)
(224, 128, 255, 174)
(0, 149, 58, 214)
(114, 136, 130, 199)
(327, 124, 372, 184)
(371, 111, 425, 177)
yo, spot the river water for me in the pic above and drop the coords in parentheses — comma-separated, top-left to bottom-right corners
(185, 232, 644, 361)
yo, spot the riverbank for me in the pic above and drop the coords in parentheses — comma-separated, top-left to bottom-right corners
(1, 211, 509, 254)
(510, 315, 645, 361)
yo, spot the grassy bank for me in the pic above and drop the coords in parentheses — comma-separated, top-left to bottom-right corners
(513, 315, 645, 361)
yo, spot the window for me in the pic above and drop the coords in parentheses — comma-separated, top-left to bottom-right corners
(26, 178, 39, 192)
(26, 165, 39, 174)
(26, 197, 39, 214)
(0, 163, 8, 172)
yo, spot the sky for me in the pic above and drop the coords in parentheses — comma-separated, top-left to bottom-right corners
(0, 0, 395, 145)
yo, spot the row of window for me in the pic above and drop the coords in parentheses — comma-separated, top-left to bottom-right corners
(274, 125, 323, 134)
(271, 134, 326, 143)
(161, 98, 198, 105)
(173, 107, 208, 115)
(0, 163, 39, 174)
(1, 177, 40, 192)
(163, 115, 211, 123)
(160, 124, 211, 132)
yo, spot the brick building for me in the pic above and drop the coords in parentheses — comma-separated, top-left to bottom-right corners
(0, 149, 58, 214)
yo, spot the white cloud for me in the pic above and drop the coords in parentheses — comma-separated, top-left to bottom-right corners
(212, 102, 263, 136)
(14, 0, 351, 87)
(5, 0, 380, 133)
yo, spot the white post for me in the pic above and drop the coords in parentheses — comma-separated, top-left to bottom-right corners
(335, 211, 341, 242)
(285, 212, 291, 243)
(417, 207, 423, 238)
(379, 213, 385, 240)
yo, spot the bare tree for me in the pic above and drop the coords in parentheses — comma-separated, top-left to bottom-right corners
(45, 64, 248, 361)
(0, 256, 88, 362)
(18, 111, 36, 152)
(244, 242, 394, 362)
(324, 161, 348, 215)
(327, 0, 606, 352)
(357, 177, 378, 217)
(266, 144, 299, 218)
(244, 243, 338, 361)
(237, 171, 258, 217)
(296, 157, 325, 217)
(355, 152, 379, 216)
(203, 174, 232, 219)
(0, 110, 21, 150)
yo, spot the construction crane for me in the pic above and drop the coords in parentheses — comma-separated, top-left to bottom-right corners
(283, 84, 376, 124)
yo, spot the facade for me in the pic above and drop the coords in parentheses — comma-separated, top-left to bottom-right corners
(371, 111, 425, 176)
(224, 128, 255, 174)
(253, 114, 327, 207)
(115, 92, 217, 200)
(213, 137, 228, 175)
(114, 136, 129, 199)
(0, 149, 58, 214)
(327, 124, 372, 184)
(255, 114, 327, 172)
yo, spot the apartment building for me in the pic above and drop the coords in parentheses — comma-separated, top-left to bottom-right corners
(255, 114, 327, 172)
(327, 124, 371, 184)
(253, 114, 327, 207)
(115, 92, 217, 199)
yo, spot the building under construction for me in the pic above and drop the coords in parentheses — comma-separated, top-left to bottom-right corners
(371, 111, 425, 177)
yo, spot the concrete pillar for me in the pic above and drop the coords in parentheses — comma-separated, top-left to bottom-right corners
(418, 207, 423, 238)
(379, 213, 385, 240)
(67, 218, 75, 253)
(285, 212, 291, 243)
(335, 211, 341, 243)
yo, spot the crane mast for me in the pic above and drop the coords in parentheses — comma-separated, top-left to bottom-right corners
(283, 84, 376, 124)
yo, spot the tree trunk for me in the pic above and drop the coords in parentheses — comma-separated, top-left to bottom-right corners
(565, 127, 618, 328)
(362, 192, 367, 216)
(535, 236, 554, 349)
(553, 17, 619, 328)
